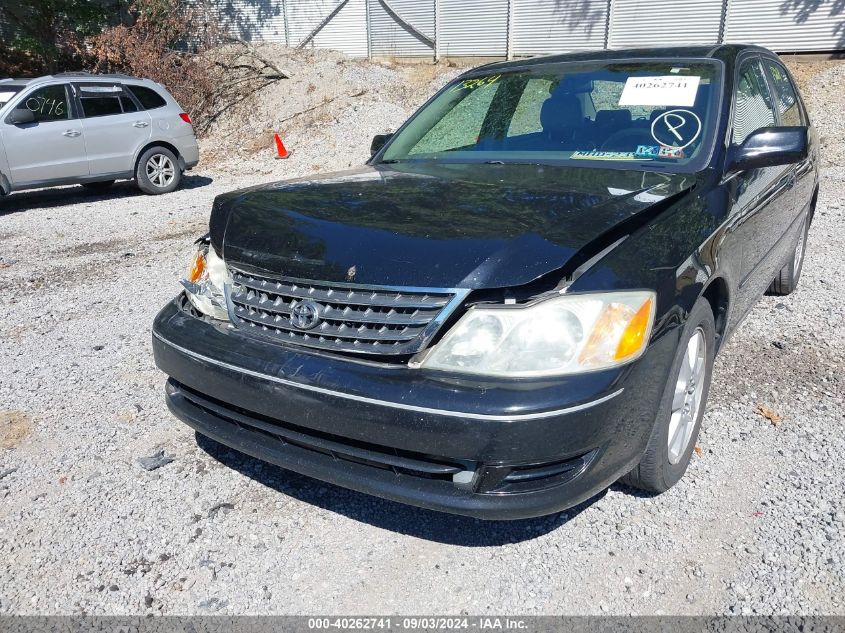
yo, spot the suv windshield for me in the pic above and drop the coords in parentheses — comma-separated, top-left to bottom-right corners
(381, 60, 721, 172)
(0, 86, 24, 108)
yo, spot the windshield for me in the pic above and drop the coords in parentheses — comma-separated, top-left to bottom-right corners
(0, 86, 24, 108)
(381, 60, 721, 172)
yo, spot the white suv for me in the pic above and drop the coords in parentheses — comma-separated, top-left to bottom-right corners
(0, 73, 199, 196)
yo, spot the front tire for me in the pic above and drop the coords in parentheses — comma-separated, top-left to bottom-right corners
(136, 147, 181, 195)
(621, 298, 716, 493)
(768, 213, 809, 296)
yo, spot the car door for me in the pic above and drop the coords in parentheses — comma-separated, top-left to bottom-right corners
(762, 58, 815, 241)
(0, 83, 88, 186)
(723, 56, 793, 321)
(75, 83, 152, 177)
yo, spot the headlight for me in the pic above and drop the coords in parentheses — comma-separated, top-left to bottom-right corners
(181, 242, 231, 321)
(417, 291, 655, 377)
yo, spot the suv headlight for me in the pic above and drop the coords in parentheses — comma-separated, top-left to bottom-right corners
(181, 241, 232, 321)
(416, 291, 655, 377)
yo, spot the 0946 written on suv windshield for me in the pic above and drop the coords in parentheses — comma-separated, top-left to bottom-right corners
(380, 60, 721, 171)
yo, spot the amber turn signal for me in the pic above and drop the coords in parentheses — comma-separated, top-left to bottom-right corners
(187, 250, 206, 283)
(615, 297, 654, 360)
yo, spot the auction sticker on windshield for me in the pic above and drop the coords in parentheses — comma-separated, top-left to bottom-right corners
(571, 150, 638, 161)
(619, 75, 700, 107)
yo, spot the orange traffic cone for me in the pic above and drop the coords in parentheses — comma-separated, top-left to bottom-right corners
(273, 133, 290, 159)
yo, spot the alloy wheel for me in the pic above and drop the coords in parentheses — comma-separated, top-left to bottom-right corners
(145, 154, 176, 188)
(668, 327, 707, 465)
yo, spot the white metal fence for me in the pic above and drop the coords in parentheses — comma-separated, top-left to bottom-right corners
(216, 0, 845, 57)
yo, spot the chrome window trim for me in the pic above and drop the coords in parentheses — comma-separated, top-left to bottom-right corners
(153, 331, 624, 421)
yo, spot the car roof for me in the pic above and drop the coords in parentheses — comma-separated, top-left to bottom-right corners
(0, 73, 158, 88)
(469, 44, 776, 73)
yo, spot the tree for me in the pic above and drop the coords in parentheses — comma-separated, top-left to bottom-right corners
(0, 0, 123, 72)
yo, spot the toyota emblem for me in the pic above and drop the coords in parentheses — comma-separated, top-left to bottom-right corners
(289, 299, 322, 330)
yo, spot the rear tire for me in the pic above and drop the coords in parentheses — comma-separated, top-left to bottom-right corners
(621, 298, 715, 493)
(768, 213, 809, 296)
(82, 180, 115, 192)
(136, 147, 181, 195)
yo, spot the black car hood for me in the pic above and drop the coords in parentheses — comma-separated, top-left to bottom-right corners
(213, 162, 694, 289)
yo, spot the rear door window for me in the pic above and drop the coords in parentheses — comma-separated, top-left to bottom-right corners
(15, 84, 71, 123)
(763, 61, 802, 126)
(77, 84, 139, 118)
(126, 85, 167, 110)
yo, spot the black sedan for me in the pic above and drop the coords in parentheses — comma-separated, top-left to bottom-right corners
(153, 45, 818, 520)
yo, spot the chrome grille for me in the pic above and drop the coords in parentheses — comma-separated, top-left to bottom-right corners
(227, 270, 463, 355)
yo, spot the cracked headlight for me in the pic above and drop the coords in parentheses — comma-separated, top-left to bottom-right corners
(181, 241, 231, 321)
(417, 291, 655, 377)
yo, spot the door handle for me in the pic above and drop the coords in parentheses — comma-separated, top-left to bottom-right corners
(63, 130, 81, 137)
(132, 121, 149, 128)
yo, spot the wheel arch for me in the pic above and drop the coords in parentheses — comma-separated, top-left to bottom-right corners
(133, 141, 184, 176)
(808, 184, 820, 224)
(700, 276, 730, 353)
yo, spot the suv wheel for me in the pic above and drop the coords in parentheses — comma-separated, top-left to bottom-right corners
(621, 298, 715, 493)
(136, 147, 181, 195)
(768, 213, 809, 296)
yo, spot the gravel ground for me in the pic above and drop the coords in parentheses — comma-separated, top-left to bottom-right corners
(0, 55, 843, 616)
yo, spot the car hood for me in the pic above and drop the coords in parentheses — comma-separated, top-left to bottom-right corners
(212, 162, 694, 289)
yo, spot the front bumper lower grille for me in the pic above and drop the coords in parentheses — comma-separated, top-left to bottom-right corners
(171, 380, 596, 495)
(226, 270, 465, 355)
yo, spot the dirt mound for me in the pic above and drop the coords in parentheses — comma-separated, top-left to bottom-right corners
(199, 46, 467, 179)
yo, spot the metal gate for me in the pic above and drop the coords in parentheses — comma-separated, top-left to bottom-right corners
(723, 0, 845, 52)
(438, 0, 510, 57)
(368, 0, 435, 57)
(511, 0, 608, 55)
(608, 0, 725, 48)
(212, 0, 845, 57)
(286, 0, 368, 56)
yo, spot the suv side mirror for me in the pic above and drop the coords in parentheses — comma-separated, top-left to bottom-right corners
(8, 109, 35, 125)
(728, 126, 808, 174)
(370, 133, 393, 156)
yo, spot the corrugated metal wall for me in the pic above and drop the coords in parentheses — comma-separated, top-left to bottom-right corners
(438, 0, 510, 57)
(213, 0, 845, 57)
(287, 0, 368, 56)
(609, 0, 724, 47)
(216, 0, 287, 42)
(511, 0, 608, 55)
(368, 0, 435, 57)
(724, 0, 845, 52)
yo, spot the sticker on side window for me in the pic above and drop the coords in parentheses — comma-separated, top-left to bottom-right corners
(619, 75, 701, 107)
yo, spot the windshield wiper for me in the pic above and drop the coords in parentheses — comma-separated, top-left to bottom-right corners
(484, 160, 505, 165)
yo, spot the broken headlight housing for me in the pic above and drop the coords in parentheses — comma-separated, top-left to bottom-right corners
(415, 291, 655, 377)
(181, 241, 231, 321)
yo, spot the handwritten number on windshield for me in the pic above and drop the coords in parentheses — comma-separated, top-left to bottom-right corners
(450, 75, 502, 93)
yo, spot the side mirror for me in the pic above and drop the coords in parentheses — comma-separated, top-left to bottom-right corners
(370, 133, 393, 156)
(728, 126, 808, 174)
(8, 109, 35, 125)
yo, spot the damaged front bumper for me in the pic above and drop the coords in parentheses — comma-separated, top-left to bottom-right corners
(152, 297, 677, 519)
